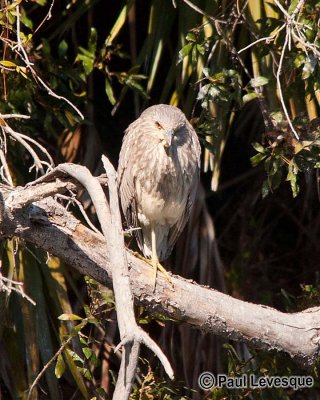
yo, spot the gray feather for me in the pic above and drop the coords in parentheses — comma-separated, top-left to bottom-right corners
(117, 104, 201, 261)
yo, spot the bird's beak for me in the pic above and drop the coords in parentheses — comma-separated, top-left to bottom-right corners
(164, 129, 174, 148)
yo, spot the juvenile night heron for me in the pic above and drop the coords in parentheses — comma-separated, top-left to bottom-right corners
(118, 104, 201, 287)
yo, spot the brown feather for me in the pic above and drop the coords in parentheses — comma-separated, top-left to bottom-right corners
(117, 104, 201, 261)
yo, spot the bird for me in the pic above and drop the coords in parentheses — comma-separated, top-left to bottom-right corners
(117, 104, 201, 288)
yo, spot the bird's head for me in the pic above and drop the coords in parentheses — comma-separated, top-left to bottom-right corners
(141, 104, 188, 150)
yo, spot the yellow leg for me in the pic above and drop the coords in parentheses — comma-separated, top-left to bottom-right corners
(151, 226, 158, 289)
(150, 226, 172, 291)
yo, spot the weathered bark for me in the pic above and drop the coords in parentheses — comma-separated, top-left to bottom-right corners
(10, 161, 174, 400)
(1, 180, 320, 367)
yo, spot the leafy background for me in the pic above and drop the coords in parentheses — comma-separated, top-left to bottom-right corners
(0, 0, 320, 399)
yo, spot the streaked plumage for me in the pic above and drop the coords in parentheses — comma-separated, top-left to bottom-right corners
(118, 104, 201, 263)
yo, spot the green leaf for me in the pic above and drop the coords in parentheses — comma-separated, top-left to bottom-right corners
(79, 336, 88, 345)
(252, 142, 266, 154)
(249, 76, 269, 88)
(71, 321, 87, 334)
(293, 53, 305, 68)
(16, 66, 28, 79)
(243, 92, 257, 104)
(178, 43, 193, 62)
(126, 79, 149, 99)
(76, 53, 94, 75)
(0, 60, 16, 68)
(288, 0, 299, 14)
(250, 153, 267, 167)
(55, 354, 66, 379)
(196, 44, 205, 55)
(286, 160, 300, 197)
(270, 167, 283, 189)
(21, 7, 33, 29)
(191, 44, 198, 64)
(88, 27, 97, 55)
(139, 318, 149, 324)
(58, 40, 68, 58)
(302, 56, 317, 80)
(105, 78, 116, 105)
(186, 32, 196, 42)
(96, 388, 107, 396)
(261, 180, 270, 198)
(67, 349, 83, 364)
(287, 159, 299, 177)
(78, 46, 94, 58)
(289, 174, 299, 197)
(58, 313, 82, 321)
(105, 1, 133, 45)
(82, 347, 93, 360)
(64, 349, 89, 399)
(83, 368, 93, 380)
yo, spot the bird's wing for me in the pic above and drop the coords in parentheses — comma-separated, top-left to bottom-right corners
(165, 170, 199, 259)
(117, 123, 144, 250)
(165, 132, 201, 259)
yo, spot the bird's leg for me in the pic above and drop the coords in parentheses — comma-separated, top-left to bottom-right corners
(151, 226, 158, 289)
(150, 225, 172, 290)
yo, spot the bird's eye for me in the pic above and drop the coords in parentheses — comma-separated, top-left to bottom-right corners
(155, 121, 163, 130)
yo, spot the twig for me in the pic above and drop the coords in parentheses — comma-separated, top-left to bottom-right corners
(0, 119, 54, 178)
(181, 0, 225, 24)
(272, 0, 308, 140)
(291, 29, 320, 58)
(5, 179, 79, 210)
(27, 335, 74, 400)
(4, 125, 46, 174)
(239, 0, 307, 140)
(210, 14, 275, 131)
(238, 24, 286, 54)
(33, 0, 55, 37)
(0, 148, 13, 186)
(0, 125, 8, 153)
(276, 30, 300, 140)
(0, 274, 36, 305)
(273, 0, 290, 18)
(12, 5, 84, 120)
(30, 70, 84, 120)
(0, 113, 30, 119)
(17, 133, 54, 167)
(274, 0, 305, 21)
(55, 193, 102, 236)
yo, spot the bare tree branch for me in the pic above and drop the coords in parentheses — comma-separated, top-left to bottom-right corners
(23, 161, 173, 399)
(1, 176, 320, 368)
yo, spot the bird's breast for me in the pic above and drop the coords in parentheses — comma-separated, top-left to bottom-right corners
(134, 143, 194, 226)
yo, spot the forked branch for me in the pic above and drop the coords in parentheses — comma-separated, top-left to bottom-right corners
(20, 160, 173, 400)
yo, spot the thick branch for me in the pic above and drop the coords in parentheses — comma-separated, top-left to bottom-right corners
(1, 182, 320, 367)
(34, 162, 173, 399)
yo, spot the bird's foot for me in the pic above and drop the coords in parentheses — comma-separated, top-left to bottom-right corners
(131, 251, 147, 260)
(150, 258, 173, 291)
(131, 252, 173, 291)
